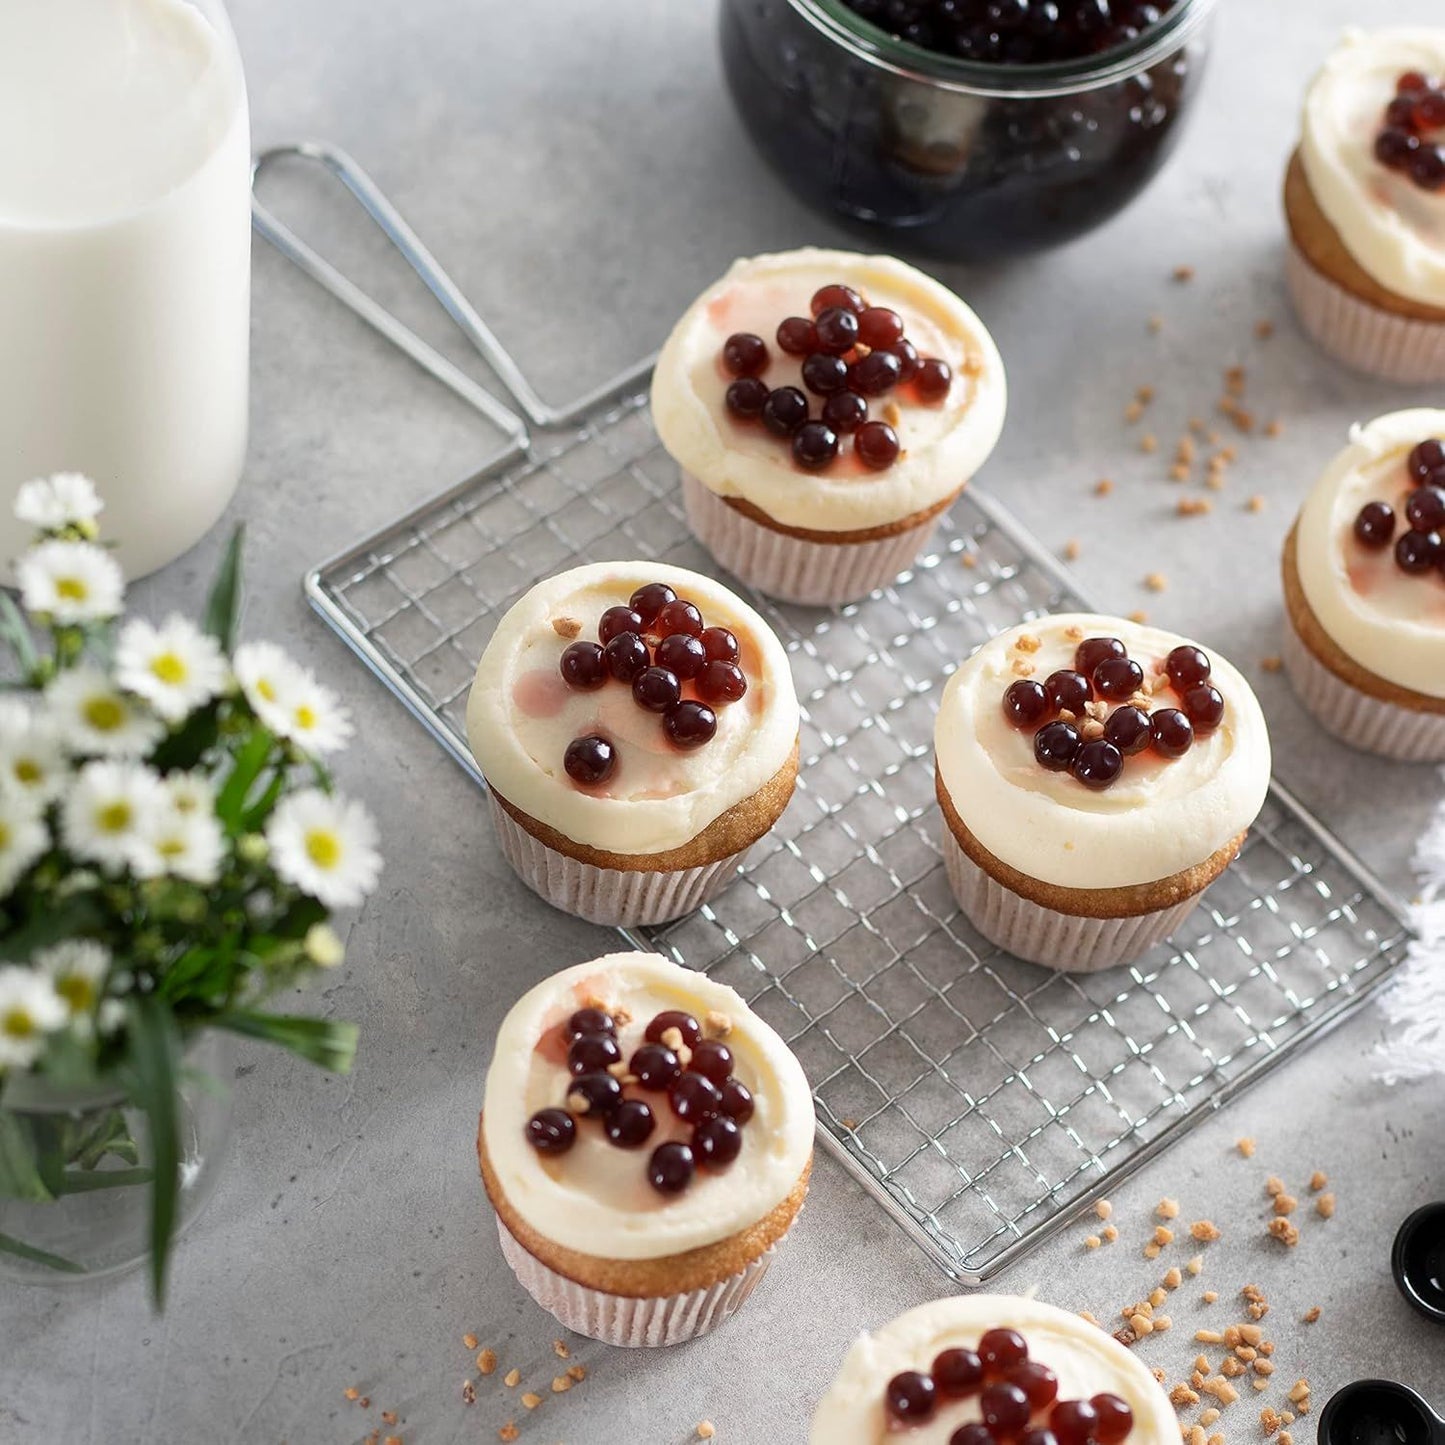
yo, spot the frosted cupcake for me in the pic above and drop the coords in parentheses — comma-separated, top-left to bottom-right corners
(1285, 29, 1445, 381)
(466, 562, 799, 927)
(478, 951, 814, 1347)
(652, 248, 1006, 606)
(1282, 409, 1445, 760)
(934, 615, 1271, 972)
(810, 1296, 1176, 1445)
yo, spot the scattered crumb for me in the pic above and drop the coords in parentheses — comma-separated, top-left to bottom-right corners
(1129, 610, 1149, 625)
(1126, 400, 1146, 424)
(522, 1392, 542, 1410)
(499, 1425, 519, 1443)
(567, 1364, 587, 1382)
(1144, 1241, 1162, 1260)
(1095, 478, 1114, 497)
(1178, 497, 1212, 517)
(1267, 1218, 1300, 1247)
(1170, 462, 1192, 483)
(1203, 1291, 1219, 1303)
(463, 1333, 478, 1351)
(553, 1339, 570, 1359)
(1158, 1198, 1181, 1220)
(1187, 1255, 1204, 1276)
(1086, 1235, 1103, 1250)
(344, 1388, 360, 1402)
(462, 1380, 477, 1406)
(478, 1350, 498, 1376)
(1247, 494, 1267, 513)
(1265, 1176, 1285, 1198)
(1171, 1384, 1201, 1408)
(551, 616, 583, 639)
(1191, 1221, 1222, 1242)
(1309, 1171, 1328, 1193)
(1155, 1226, 1176, 1246)
(1164, 1267, 1183, 1289)
(1103, 1224, 1119, 1243)
(1316, 1193, 1336, 1219)
(504, 1368, 521, 1389)
(961, 552, 978, 569)
(698, 1424, 717, 1441)
(1265, 419, 1283, 438)
(1149, 314, 1164, 333)
(552, 1375, 572, 1394)
(1200, 1410, 1221, 1427)
(1142, 433, 1159, 454)
(1096, 1200, 1114, 1220)
(384, 1437, 401, 1445)
(1146, 572, 1168, 592)
(1303, 1306, 1321, 1323)
(839, 1117, 859, 1130)
(1256, 319, 1275, 339)
(1064, 539, 1082, 561)
(1274, 1193, 1298, 1216)
(1260, 656, 1282, 673)
(382, 1412, 398, 1427)
(1174, 265, 1195, 283)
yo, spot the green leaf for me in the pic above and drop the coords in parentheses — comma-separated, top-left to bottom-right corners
(124, 997, 182, 1307)
(151, 700, 222, 774)
(0, 894, 106, 964)
(216, 1010, 358, 1074)
(0, 591, 39, 681)
(0, 1111, 52, 1202)
(70, 1109, 141, 1170)
(0, 1229, 86, 1274)
(216, 728, 275, 830)
(56, 1166, 153, 1194)
(203, 525, 245, 653)
(240, 767, 288, 831)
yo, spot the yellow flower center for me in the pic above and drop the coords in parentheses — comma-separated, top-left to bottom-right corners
(55, 974, 95, 1013)
(150, 652, 188, 686)
(55, 577, 88, 602)
(294, 704, 317, 731)
(14, 758, 41, 785)
(2, 1006, 36, 1039)
(97, 801, 132, 834)
(305, 828, 341, 870)
(158, 835, 186, 858)
(256, 677, 277, 702)
(83, 695, 125, 732)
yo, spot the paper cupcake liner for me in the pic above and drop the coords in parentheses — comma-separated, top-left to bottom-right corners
(940, 824, 1201, 973)
(496, 1217, 775, 1347)
(488, 792, 746, 927)
(682, 471, 943, 607)
(1285, 243, 1445, 384)
(1282, 613, 1445, 762)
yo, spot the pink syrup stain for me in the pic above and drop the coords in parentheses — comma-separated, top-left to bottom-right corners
(514, 668, 570, 718)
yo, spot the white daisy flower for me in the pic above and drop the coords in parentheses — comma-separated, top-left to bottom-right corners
(0, 966, 68, 1070)
(15, 540, 123, 624)
(47, 666, 165, 759)
(13, 473, 103, 534)
(61, 759, 165, 873)
(114, 615, 228, 722)
(139, 803, 225, 885)
(0, 791, 48, 897)
(265, 789, 381, 909)
(277, 674, 353, 755)
(97, 999, 126, 1037)
(164, 771, 217, 818)
(34, 940, 111, 1027)
(303, 921, 346, 969)
(0, 699, 66, 805)
(232, 642, 305, 734)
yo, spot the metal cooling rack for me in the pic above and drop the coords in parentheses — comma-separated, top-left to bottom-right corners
(253, 144, 1416, 1284)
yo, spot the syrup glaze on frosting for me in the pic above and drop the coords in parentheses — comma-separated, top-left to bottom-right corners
(935, 615, 1271, 891)
(651, 248, 1007, 533)
(809, 1296, 1178, 1445)
(1296, 408, 1445, 698)
(482, 952, 814, 1260)
(466, 562, 799, 854)
(1300, 28, 1445, 307)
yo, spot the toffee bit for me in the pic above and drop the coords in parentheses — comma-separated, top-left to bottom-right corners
(1103, 1224, 1119, 1243)
(504, 1367, 521, 1388)
(344, 1388, 361, 1402)
(1094, 478, 1115, 497)
(1265, 1176, 1286, 1198)
(1303, 1306, 1321, 1323)
(522, 1392, 542, 1410)
(1086, 1234, 1103, 1250)
(704, 1011, 732, 1039)
(1064, 539, 1082, 561)
(1267, 1217, 1300, 1247)
(478, 1349, 498, 1375)
(1309, 1170, 1328, 1192)
(1159, 1198, 1181, 1219)
(1191, 1220, 1222, 1242)
(698, 1425, 718, 1441)
(1274, 1193, 1298, 1216)
(1096, 1200, 1114, 1220)
(1146, 572, 1169, 592)
(1174, 264, 1196, 282)
(551, 616, 583, 639)
(1142, 433, 1159, 453)
(462, 1380, 477, 1406)
(1316, 1192, 1336, 1219)
(552, 1376, 572, 1394)
(463, 1333, 479, 1351)
(1178, 496, 1212, 517)
(1259, 656, 1282, 673)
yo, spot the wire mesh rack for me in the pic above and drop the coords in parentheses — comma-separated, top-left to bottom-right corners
(254, 144, 1416, 1284)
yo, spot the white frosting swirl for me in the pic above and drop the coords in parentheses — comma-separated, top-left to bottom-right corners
(466, 562, 799, 854)
(482, 952, 815, 1260)
(809, 1296, 1178, 1445)
(651, 248, 1007, 533)
(934, 615, 1271, 891)
(1300, 28, 1445, 308)
(1295, 408, 1445, 698)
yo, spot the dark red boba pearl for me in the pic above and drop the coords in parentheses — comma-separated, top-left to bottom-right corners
(1386, 95, 1419, 131)
(669, 1070, 722, 1122)
(646, 1010, 703, 1047)
(978, 1327, 1028, 1371)
(762, 385, 809, 437)
(604, 631, 649, 683)
(687, 1039, 735, 1086)
(564, 735, 616, 787)
(693, 1114, 743, 1168)
(850, 349, 902, 396)
(776, 315, 818, 356)
(630, 1042, 681, 1090)
(604, 1099, 656, 1148)
(1072, 738, 1123, 789)
(1397, 529, 1442, 573)
(1165, 643, 1211, 690)
(793, 420, 841, 470)
(655, 632, 706, 680)
(1398, 71, 1432, 96)
(1094, 655, 1144, 700)
(656, 599, 703, 637)
(1008, 1360, 1059, 1410)
(698, 660, 748, 705)
(630, 582, 676, 625)
(633, 666, 681, 713)
(890, 337, 921, 384)
(726, 376, 770, 420)
(822, 390, 868, 434)
(1421, 95, 1445, 129)
(857, 306, 905, 350)
(700, 626, 740, 663)
(566, 1007, 616, 1042)
(566, 1070, 623, 1118)
(1075, 636, 1125, 677)
(1104, 704, 1151, 755)
(525, 1108, 576, 1155)
(1408, 438, 1445, 487)
(1020, 1431, 1059, 1445)
(722, 332, 769, 377)
(1376, 127, 1419, 168)
(599, 605, 643, 643)
(1412, 146, 1445, 191)
(915, 357, 953, 402)
(1035, 721, 1081, 771)
(1354, 501, 1396, 548)
(802, 352, 850, 395)
(1045, 669, 1091, 715)
(1150, 707, 1194, 758)
(1051, 1399, 1100, 1445)
(855, 420, 901, 470)
(1183, 683, 1225, 733)
(719, 1076, 755, 1122)
(811, 282, 865, 317)
(885, 1371, 938, 1424)
(981, 1381, 1031, 1437)
(814, 305, 860, 355)
(1406, 487, 1445, 533)
(664, 700, 717, 749)
(559, 640, 606, 690)
(951, 1427, 997, 1445)
(648, 1140, 695, 1194)
(1090, 1394, 1134, 1445)
(932, 1347, 984, 1398)
(568, 1033, 622, 1075)
(1003, 679, 1051, 729)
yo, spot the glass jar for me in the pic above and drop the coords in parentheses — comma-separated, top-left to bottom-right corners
(719, 0, 1217, 261)
(0, 0, 251, 580)
(0, 1031, 233, 1284)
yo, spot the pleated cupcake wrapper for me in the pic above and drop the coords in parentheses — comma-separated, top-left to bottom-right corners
(682, 470, 943, 607)
(1282, 614, 1445, 762)
(488, 791, 746, 927)
(496, 1217, 775, 1348)
(1285, 243, 1445, 384)
(940, 824, 1201, 973)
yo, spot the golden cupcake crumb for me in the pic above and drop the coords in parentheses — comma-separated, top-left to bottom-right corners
(551, 616, 583, 639)
(477, 1349, 498, 1376)
(504, 1367, 521, 1388)
(1316, 1193, 1335, 1219)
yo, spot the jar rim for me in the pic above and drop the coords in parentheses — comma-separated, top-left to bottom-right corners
(788, 0, 1218, 98)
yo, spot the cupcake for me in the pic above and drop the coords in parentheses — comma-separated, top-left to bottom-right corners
(466, 562, 799, 927)
(1285, 29, 1445, 382)
(1282, 409, 1445, 760)
(810, 1295, 1177, 1444)
(651, 247, 1006, 606)
(478, 951, 814, 1347)
(934, 614, 1271, 972)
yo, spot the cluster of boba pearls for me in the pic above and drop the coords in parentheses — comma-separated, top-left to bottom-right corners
(1352, 438, 1445, 579)
(525, 1006, 756, 1197)
(883, 1325, 1135, 1445)
(838, 0, 1179, 65)
(721, 282, 954, 473)
(1375, 73, 1445, 193)
(559, 582, 748, 788)
(1002, 636, 1224, 791)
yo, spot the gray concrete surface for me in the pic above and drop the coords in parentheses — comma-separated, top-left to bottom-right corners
(3, 0, 1444, 1440)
